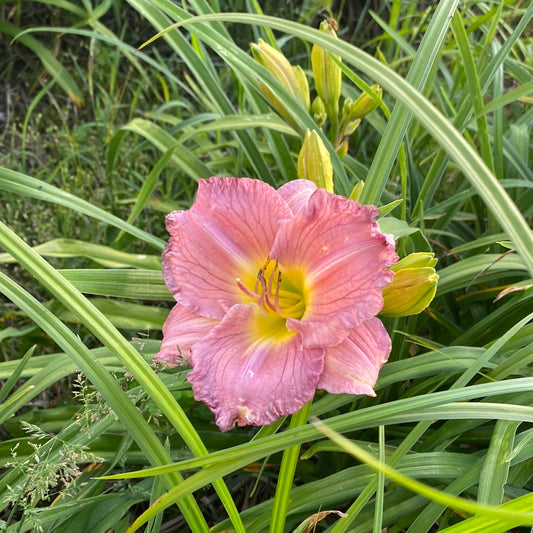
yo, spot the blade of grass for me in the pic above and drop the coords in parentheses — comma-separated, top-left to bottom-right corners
(437, 493, 533, 533)
(0, 385, 36, 425)
(328, 421, 432, 533)
(412, 1, 533, 215)
(1, 21, 83, 106)
(127, 0, 275, 185)
(102, 383, 533, 480)
(0, 269, 208, 531)
(0, 239, 161, 269)
(0, 221, 244, 532)
(482, 80, 533, 117)
(313, 419, 533, 527)
(490, 39, 505, 181)
(477, 420, 521, 505)
(115, 147, 178, 244)
(117, 118, 212, 179)
(437, 254, 527, 295)
(58, 269, 171, 300)
(453, 311, 533, 387)
(0, 167, 164, 250)
(450, 10, 494, 172)
(269, 401, 312, 533)
(406, 456, 485, 533)
(0, 346, 36, 403)
(373, 425, 385, 533)
(56, 299, 168, 330)
(360, 0, 460, 205)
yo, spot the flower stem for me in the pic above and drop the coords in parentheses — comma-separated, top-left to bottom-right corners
(268, 400, 312, 533)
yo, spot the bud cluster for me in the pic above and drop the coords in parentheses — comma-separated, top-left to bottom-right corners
(250, 21, 383, 192)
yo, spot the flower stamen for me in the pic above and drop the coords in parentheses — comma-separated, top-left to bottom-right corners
(236, 277, 261, 304)
(272, 271, 284, 315)
(237, 257, 305, 320)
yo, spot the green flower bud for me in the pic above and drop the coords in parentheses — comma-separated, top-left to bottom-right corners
(298, 129, 334, 193)
(391, 252, 438, 270)
(292, 65, 311, 111)
(335, 138, 349, 158)
(256, 81, 296, 127)
(311, 96, 327, 127)
(341, 97, 353, 120)
(342, 119, 361, 136)
(251, 39, 310, 111)
(349, 84, 382, 121)
(381, 252, 439, 317)
(311, 20, 342, 122)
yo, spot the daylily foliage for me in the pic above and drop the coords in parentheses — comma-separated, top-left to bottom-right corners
(156, 178, 398, 431)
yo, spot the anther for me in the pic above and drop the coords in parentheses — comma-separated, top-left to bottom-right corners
(254, 268, 263, 293)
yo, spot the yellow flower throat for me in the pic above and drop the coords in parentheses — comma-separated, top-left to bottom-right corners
(237, 257, 306, 321)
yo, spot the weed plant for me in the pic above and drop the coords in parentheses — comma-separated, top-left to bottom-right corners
(0, 1, 532, 532)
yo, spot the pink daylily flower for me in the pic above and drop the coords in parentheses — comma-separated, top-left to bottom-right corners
(155, 177, 398, 432)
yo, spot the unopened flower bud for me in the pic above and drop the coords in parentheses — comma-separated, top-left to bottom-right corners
(298, 129, 334, 192)
(311, 20, 342, 122)
(341, 97, 353, 119)
(335, 138, 349, 158)
(349, 85, 382, 121)
(292, 65, 311, 111)
(381, 252, 438, 317)
(251, 39, 310, 111)
(257, 81, 296, 126)
(311, 96, 327, 127)
(342, 119, 361, 136)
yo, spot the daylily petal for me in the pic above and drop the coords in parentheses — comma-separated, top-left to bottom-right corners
(154, 304, 218, 367)
(163, 177, 293, 318)
(273, 188, 397, 347)
(188, 304, 324, 432)
(317, 317, 391, 395)
(278, 179, 317, 214)
(156, 177, 398, 432)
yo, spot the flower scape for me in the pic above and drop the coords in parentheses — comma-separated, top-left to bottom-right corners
(155, 177, 398, 432)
